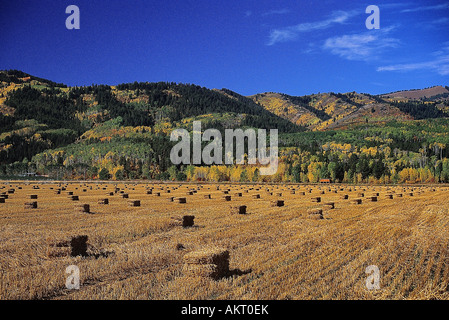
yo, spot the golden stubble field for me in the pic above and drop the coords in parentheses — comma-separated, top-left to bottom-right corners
(1, 181, 449, 300)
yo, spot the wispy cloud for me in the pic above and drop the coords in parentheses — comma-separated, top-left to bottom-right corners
(377, 46, 449, 75)
(267, 10, 357, 46)
(262, 9, 290, 17)
(401, 2, 449, 13)
(433, 17, 449, 24)
(322, 26, 400, 61)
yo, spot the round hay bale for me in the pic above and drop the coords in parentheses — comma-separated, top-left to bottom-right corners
(29, 195, 38, 199)
(311, 197, 321, 203)
(252, 194, 261, 199)
(351, 199, 362, 204)
(223, 195, 232, 201)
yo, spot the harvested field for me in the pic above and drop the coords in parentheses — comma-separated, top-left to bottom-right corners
(1, 182, 449, 300)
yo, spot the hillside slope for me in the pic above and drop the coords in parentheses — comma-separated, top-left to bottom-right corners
(249, 89, 449, 130)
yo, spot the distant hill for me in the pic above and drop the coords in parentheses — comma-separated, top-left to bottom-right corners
(380, 85, 449, 101)
(248, 90, 448, 130)
(1, 69, 449, 183)
(0, 69, 302, 166)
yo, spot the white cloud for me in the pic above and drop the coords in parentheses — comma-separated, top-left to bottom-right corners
(267, 10, 357, 46)
(322, 26, 400, 61)
(401, 2, 449, 13)
(377, 48, 449, 75)
(433, 17, 449, 24)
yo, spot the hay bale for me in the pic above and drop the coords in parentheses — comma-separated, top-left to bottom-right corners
(308, 208, 323, 215)
(146, 190, 153, 195)
(203, 194, 211, 199)
(24, 201, 38, 209)
(234, 192, 243, 197)
(368, 196, 378, 202)
(252, 194, 261, 199)
(311, 197, 321, 203)
(340, 194, 349, 200)
(183, 215, 195, 227)
(46, 235, 88, 258)
(69, 195, 79, 201)
(323, 202, 335, 209)
(70, 235, 88, 257)
(0, 198, 5, 203)
(307, 208, 324, 219)
(230, 205, 247, 214)
(351, 199, 362, 204)
(183, 248, 229, 279)
(167, 197, 175, 202)
(223, 195, 232, 201)
(385, 194, 393, 199)
(29, 194, 38, 199)
(271, 200, 284, 207)
(171, 215, 195, 227)
(357, 192, 365, 197)
(98, 198, 109, 205)
(176, 197, 187, 203)
(77, 204, 90, 213)
(128, 200, 141, 207)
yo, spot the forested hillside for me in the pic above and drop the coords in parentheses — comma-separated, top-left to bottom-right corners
(1, 70, 449, 184)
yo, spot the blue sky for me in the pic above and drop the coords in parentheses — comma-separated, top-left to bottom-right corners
(0, 0, 448, 96)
